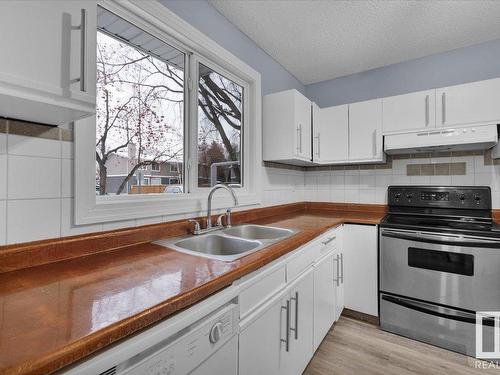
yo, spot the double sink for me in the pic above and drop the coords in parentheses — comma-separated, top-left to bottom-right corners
(154, 224, 295, 262)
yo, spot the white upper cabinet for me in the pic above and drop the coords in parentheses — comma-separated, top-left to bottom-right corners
(348, 99, 384, 162)
(0, 1, 96, 125)
(382, 90, 436, 132)
(263, 89, 312, 165)
(312, 104, 348, 163)
(436, 78, 500, 127)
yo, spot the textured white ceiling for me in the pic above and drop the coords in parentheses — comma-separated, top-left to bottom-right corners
(209, 0, 500, 84)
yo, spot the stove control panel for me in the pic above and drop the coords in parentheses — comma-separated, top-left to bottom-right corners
(388, 186, 491, 209)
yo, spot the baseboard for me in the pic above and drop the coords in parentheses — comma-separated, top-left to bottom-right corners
(342, 308, 379, 325)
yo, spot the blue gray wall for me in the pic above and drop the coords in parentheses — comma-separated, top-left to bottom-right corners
(160, 0, 305, 96)
(306, 38, 500, 108)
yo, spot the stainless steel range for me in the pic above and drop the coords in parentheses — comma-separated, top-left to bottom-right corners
(379, 186, 500, 357)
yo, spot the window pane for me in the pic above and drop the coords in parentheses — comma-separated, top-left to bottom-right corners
(95, 7, 184, 196)
(197, 63, 243, 187)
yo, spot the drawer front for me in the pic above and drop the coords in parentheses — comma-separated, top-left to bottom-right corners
(239, 264, 286, 319)
(287, 228, 339, 282)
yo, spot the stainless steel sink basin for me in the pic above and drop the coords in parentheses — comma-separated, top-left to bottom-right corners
(154, 224, 295, 262)
(222, 224, 293, 240)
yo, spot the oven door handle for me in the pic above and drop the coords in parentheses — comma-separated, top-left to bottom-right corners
(382, 294, 494, 326)
(381, 229, 500, 248)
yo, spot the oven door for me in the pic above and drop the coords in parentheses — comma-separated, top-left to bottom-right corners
(380, 228, 500, 311)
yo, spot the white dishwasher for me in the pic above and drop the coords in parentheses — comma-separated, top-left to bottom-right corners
(63, 298, 239, 375)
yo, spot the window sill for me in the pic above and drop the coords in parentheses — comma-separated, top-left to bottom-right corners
(75, 192, 261, 225)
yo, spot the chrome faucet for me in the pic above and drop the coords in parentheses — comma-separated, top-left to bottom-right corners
(188, 184, 239, 235)
(207, 184, 238, 229)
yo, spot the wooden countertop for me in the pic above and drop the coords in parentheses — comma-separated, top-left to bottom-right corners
(0, 203, 385, 375)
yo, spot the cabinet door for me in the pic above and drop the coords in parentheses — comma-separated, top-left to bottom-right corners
(294, 91, 312, 160)
(333, 251, 344, 321)
(313, 253, 336, 351)
(313, 104, 348, 163)
(343, 224, 378, 316)
(282, 268, 314, 375)
(0, 1, 96, 98)
(382, 90, 435, 132)
(239, 292, 286, 375)
(436, 78, 500, 127)
(349, 99, 383, 161)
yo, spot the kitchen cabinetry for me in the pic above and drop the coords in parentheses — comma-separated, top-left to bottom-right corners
(312, 103, 349, 163)
(349, 99, 384, 162)
(0, 1, 96, 125)
(263, 89, 312, 165)
(313, 252, 336, 351)
(436, 78, 500, 127)
(382, 90, 435, 132)
(343, 224, 378, 316)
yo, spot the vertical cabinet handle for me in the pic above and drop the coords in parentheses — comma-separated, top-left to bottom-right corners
(290, 292, 299, 340)
(425, 94, 429, 126)
(334, 254, 340, 287)
(72, 9, 87, 92)
(281, 300, 291, 352)
(340, 253, 344, 284)
(296, 125, 301, 153)
(299, 124, 303, 154)
(441, 92, 446, 125)
(314, 133, 320, 157)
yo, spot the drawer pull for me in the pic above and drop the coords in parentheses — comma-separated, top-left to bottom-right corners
(322, 236, 336, 245)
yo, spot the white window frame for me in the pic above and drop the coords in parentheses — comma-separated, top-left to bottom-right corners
(75, 0, 261, 225)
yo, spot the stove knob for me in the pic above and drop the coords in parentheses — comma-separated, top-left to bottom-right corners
(406, 192, 414, 200)
(473, 194, 481, 203)
(458, 193, 466, 201)
(394, 192, 401, 200)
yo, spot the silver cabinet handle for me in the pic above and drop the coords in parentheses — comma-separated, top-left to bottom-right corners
(299, 124, 303, 154)
(334, 254, 340, 286)
(290, 292, 298, 340)
(321, 236, 336, 245)
(281, 300, 291, 352)
(441, 92, 446, 124)
(296, 124, 300, 153)
(425, 94, 429, 126)
(340, 253, 344, 284)
(314, 133, 320, 157)
(71, 9, 88, 92)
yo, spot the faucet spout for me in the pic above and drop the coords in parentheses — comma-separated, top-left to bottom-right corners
(207, 184, 238, 229)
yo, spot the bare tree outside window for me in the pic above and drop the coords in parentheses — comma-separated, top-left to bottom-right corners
(198, 63, 243, 187)
(95, 30, 184, 195)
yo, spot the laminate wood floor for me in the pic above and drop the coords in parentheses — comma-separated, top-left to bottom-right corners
(304, 316, 499, 375)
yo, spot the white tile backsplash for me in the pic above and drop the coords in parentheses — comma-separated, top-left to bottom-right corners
(0, 134, 6, 154)
(8, 155, 61, 199)
(8, 134, 61, 158)
(303, 153, 500, 206)
(0, 200, 5, 245)
(7, 199, 61, 244)
(0, 155, 6, 200)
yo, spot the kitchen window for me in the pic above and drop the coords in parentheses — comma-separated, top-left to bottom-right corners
(75, 1, 261, 224)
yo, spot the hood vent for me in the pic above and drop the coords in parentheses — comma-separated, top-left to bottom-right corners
(384, 125, 498, 155)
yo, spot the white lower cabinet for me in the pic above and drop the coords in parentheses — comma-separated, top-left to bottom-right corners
(313, 252, 336, 351)
(343, 224, 378, 316)
(239, 225, 356, 375)
(282, 268, 314, 375)
(239, 288, 286, 375)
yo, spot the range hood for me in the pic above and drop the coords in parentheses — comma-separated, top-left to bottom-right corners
(384, 124, 498, 155)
